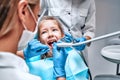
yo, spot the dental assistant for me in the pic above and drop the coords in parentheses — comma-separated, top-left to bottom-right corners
(46, 0, 96, 63)
(47, 0, 96, 39)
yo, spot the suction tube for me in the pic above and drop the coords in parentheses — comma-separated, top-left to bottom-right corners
(57, 31, 120, 47)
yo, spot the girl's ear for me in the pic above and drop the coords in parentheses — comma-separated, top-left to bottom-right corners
(17, 0, 28, 22)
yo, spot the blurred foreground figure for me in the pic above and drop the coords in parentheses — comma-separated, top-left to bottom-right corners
(0, 0, 41, 80)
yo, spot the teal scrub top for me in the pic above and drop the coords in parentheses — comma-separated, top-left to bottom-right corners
(26, 48, 89, 80)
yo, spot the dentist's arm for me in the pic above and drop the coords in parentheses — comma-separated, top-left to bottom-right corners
(17, 39, 50, 61)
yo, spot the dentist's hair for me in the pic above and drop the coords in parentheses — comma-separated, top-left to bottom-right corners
(0, 0, 40, 38)
(0, 0, 19, 37)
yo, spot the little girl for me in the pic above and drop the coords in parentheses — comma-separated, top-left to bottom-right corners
(25, 16, 89, 80)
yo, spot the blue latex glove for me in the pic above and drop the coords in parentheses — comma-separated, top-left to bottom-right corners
(52, 42, 68, 78)
(73, 37, 86, 51)
(61, 32, 86, 51)
(61, 32, 73, 42)
(23, 39, 50, 61)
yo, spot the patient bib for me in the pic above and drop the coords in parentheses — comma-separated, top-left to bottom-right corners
(26, 48, 89, 80)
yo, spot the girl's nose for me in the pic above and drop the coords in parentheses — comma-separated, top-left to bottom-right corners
(48, 31, 54, 38)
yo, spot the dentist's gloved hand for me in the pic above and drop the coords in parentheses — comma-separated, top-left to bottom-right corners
(73, 37, 86, 51)
(61, 32, 73, 42)
(52, 42, 68, 78)
(61, 32, 86, 51)
(23, 39, 50, 61)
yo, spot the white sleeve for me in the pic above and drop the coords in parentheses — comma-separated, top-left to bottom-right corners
(83, 0, 96, 38)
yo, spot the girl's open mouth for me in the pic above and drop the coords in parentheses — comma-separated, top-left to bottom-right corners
(47, 39, 57, 48)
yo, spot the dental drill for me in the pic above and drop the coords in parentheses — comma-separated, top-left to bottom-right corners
(57, 31, 120, 47)
(38, 0, 48, 24)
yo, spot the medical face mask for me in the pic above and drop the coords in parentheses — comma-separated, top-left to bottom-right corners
(18, 6, 39, 51)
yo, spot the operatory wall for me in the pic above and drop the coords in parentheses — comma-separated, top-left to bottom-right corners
(88, 0, 120, 79)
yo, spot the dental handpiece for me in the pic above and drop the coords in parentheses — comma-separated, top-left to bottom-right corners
(57, 31, 120, 47)
(38, 8, 47, 23)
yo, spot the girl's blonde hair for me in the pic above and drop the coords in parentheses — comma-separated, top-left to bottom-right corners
(38, 16, 64, 39)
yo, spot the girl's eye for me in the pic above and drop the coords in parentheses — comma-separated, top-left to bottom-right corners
(41, 31, 47, 34)
(53, 29, 58, 31)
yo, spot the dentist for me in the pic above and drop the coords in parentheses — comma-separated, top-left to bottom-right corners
(0, 0, 41, 80)
(0, 0, 67, 80)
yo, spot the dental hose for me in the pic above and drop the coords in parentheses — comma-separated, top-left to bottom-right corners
(57, 31, 120, 47)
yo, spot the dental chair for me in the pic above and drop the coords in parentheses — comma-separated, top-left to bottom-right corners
(94, 74, 120, 80)
(94, 37, 120, 80)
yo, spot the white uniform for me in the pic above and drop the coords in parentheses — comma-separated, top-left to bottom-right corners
(46, 0, 96, 64)
(46, 0, 96, 38)
(0, 52, 41, 80)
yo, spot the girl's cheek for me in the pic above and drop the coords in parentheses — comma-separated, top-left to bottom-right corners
(41, 34, 48, 39)
(56, 33, 63, 40)
(40, 35, 47, 43)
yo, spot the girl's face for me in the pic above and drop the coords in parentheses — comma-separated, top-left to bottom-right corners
(39, 20, 64, 50)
